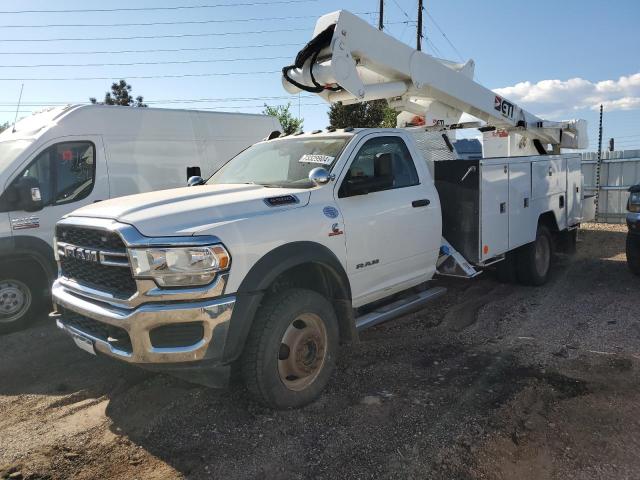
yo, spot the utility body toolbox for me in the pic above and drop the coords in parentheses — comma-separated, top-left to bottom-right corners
(434, 154, 583, 264)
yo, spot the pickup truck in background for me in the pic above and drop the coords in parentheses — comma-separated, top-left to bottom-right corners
(626, 184, 640, 275)
(51, 128, 584, 408)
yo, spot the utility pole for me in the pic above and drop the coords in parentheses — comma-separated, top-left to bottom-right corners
(378, 0, 384, 30)
(417, 0, 423, 51)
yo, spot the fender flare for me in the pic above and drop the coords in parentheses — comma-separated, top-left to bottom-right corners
(0, 235, 57, 285)
(222, 241, 353, 363)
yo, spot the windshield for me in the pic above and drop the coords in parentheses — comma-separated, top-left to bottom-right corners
(208, 136, 350, 188)
(0, 139, 33, 172)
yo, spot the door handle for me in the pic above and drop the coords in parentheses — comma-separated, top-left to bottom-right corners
(412, 199, 430, 207)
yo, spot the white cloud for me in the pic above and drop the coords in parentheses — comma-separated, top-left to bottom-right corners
(493, 72, 640, 115)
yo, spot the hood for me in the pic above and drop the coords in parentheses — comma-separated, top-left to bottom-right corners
(68, 184, 311, 237)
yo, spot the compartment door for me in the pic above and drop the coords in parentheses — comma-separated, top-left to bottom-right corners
(532, 157, 567, 198)
(481, 163, 509, 260)
(508, 162, 533, 249)
(566, 156, 582, 225)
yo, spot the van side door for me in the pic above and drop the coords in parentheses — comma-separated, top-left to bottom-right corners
(5, 136, 108, 248)
(335, 133, 441, 307)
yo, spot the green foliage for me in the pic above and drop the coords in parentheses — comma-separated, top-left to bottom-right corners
(0, 121, 9, 133)
(328, 100, 397, 129)
(262, 103, 303, 135)
(90, 80, 147, 107)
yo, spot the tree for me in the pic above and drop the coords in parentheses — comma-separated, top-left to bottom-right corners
(90, 80, 147, 107)
(262, 103, 303, 135)
(328, 100, 397, 129)
(0, 121, 9, 133)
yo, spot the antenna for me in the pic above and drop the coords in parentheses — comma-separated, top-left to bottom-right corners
(12, 83, 24, 133)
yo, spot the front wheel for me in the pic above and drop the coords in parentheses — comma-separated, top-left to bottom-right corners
(626, 234, 640, 276)
(0, 264, 43, 334)
(240, 288, 339, 409)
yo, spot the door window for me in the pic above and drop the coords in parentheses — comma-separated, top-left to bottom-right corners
(6, 141, 95, 210)
(339, 136, 419, 197)
(53, 142, 96, 204)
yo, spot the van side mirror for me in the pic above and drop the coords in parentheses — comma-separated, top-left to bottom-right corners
(187, 175, 205, 187)
(15, 177, 44, 212)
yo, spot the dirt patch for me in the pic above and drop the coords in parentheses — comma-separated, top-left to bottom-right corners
(1, 223, 639, 479)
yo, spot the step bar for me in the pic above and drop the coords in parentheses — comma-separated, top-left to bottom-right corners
(355, 287, 447, 331)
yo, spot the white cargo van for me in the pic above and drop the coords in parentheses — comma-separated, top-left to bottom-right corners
(0, 104, 280, 332)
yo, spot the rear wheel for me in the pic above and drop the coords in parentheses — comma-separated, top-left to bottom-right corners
(517, 225, 553, 286)
(0, 264, 44, 334)
(626, 234, 640, 276)
(240, 288, 339, 409)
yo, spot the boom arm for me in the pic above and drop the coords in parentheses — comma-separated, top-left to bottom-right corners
(282, 10, 587, 153)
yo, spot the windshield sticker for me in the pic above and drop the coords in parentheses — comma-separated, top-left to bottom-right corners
(299, 154, 334, 165)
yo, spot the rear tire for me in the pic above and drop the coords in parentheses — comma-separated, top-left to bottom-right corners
(517, 225, 553, 286)
(0, 263, 44, 334)
(626, 234, 640, 276)
(240, 288, 339, 409)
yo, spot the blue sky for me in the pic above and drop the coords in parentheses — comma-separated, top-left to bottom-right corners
(0, 0, 638, 151)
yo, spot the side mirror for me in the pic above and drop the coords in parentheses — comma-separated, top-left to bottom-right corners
(308, 167, 334, 186)
(187, 175, 205, 187)
(15, 177, 43, 212)
(344, 175, 394, 196)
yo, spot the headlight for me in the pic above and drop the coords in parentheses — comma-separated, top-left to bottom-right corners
(129, 245, 230, 287)
(629, 192, 640, 213)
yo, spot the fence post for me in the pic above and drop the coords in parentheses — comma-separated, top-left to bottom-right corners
(594, 104, 603, 222)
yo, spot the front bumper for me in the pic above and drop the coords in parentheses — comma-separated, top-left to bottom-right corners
(52, 280, 235, 364)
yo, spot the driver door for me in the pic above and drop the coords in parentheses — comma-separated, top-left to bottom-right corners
(7, 137, 108, 247)
(335, 134, 439, 307)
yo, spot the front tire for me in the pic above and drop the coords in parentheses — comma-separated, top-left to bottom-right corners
(517, 225, 553, 286)
(626, 234, 640, 276)
(0, 264, 44, 334)
(240, 288, 339, 409)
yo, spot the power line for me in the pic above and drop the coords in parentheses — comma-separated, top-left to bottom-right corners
(0, 95, 316, 106)
(0, 27, 309, 42)
(0, 103, 329, 114)
(0, 0, 319, 15)
(423, 10, 465, 62)
(1, 56, 293, 68)
(0, 71, 282, 82)
(389, 0, 411, 20)
(0, 43, 299, 56)
(0, 12, 373, 29)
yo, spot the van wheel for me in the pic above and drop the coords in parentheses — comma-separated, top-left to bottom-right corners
(240, 288, 339, 409)
(626, 234, 640, 276)
(517, 225, 553, 286)
(0, 264, 43, 334)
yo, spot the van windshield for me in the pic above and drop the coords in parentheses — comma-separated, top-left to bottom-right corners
(0, 140, 33, 172)
(208, 136, 350, 188)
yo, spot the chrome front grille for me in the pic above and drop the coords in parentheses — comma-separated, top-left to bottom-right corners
(56, 225, 137, 299)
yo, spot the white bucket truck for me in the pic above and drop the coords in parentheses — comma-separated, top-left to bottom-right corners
(0, 104, 279, 332)
(51, 11, 588, 408)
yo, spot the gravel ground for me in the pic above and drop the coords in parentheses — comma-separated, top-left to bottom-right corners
(1, 223, 639, 480)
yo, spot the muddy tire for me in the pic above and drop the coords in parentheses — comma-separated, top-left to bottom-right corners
(0, 263, 44, 334)
(240, 288, 339, 409)
(626, 234, 640, 276)
(517, 225, 553, 286)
